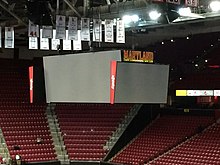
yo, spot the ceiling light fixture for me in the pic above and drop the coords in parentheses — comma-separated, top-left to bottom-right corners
(210, 1, 220, 12)
(149, 10, 161, 20)
(122, 14, 139, 25)
(178, 7, 192, 17)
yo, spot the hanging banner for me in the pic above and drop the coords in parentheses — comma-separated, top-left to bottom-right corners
(29, 66, 33, 103)
(5, 27, 14, 48)
(56, 15, 66, 39)
(116, 20, 125, 43)
(185, 0, 198, 7)
(42, 26, 53, 38)
(68, 16, 78, 40)
(29, 37, 38, 49)
(0, 27, 1, 48)
(28, 20, 39, 37)
(93, 19, 102, 42)
(110, 61, 117, 104)
(152, 0, 164, 2)
(63, 30, 72, 50)
(40, 29, 49, 50)
(51, 29, 60, 50)
(73, 30, 82, 50)
(81, 18, 90, 41)
(166, 0, 180, 5)
(105, 19, 114, 43)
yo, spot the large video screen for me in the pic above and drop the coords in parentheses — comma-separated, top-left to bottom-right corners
(114, 63, 169, 103)
(43, 50, 121, 103)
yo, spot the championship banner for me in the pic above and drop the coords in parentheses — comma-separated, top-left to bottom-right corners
(110, 61, 117, 104)
(68, 16, 78, 40)
(93, 19, 102, 42)
(40, 29, 49, 50)
(63, 30, 72, 50)
(185, 0, 198, 7)
(0, 27, 1, 48)
(29, 37, 38, 50)
(116, 20, 125, 43)
(81, 18, 90, 41)
(51, 29, 60, 50)
(56, 15, 66, 39)
(166, 0, 180, 5)
(105, 19, 114, 43)
(5, 27, 14, 49)
(29, 66, 33, 103)
(42, 26, 53, 38)
(73, 30, 82, 50)
(152, 0, 164, 2)
(28, 20, 39, 37)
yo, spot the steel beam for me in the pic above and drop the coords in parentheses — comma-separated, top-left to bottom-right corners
(0, 0, 27, 26)
(63, 0, 81, 17)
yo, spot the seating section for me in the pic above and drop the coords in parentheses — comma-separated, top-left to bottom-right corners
(111, 115, 214, 165)
(152, 123, 220, 165)
(0, 60, 56, 162)
(0, 60, 29, 103)
(55, 103, 132, 161)
(0, 104, 56, 162)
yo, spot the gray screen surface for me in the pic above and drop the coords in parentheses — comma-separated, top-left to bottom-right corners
(43, 50, 121, 103)
(114, 62, 169, 103)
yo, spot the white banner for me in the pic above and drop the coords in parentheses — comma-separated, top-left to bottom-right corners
(0, 27, 1, 48)
(63, 30, 72, 50)
(81, 18, 90, 41)
(214, 90, 220, 96)
(185, 0, 198, 7)
(187, 90, 214, 96)
(42, 26, 53, 38)
(51, 30, 60, 50)
(166, 0, 181, 4)
(68, 17, 78, 40)
(56, 15, 66, 39)
(29, 37, 38, 49)
(28, 20, 39, 37)
(105, 19, 114, 43)
(116, 20, 125, 43)
(93, 19, 102, 42)
(73, 30, 82, 50)
(5, 27, 14, 48)
(40, 29, 49, 50)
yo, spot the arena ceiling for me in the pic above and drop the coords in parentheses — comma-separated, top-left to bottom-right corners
(0, 0, 220, 79)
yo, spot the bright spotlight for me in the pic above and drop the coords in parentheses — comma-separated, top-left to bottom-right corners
(149, 10, 161, 20)
(122, 14, 139, 25)
(210, 1, 220, 12)
(122, 15, 132, 24)
(131, 15, 139, 22)
(178, 7, 191, 16)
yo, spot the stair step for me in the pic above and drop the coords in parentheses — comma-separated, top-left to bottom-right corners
(46, 104, 68, 162)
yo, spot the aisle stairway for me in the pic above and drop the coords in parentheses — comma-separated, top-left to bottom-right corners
(46, 103, 70, 165)
(0, 128, 10, 164)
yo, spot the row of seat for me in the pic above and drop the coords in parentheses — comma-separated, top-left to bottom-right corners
(111, 115, 214, 165)
(56, 104, 132, 161)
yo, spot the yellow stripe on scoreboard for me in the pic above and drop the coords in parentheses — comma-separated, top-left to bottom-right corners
(176, 90, 187, 96)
